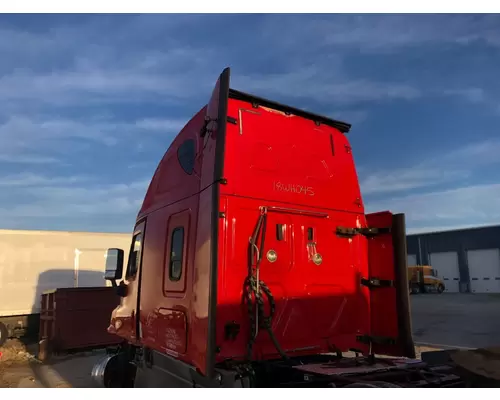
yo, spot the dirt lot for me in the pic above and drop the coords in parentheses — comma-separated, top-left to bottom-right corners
(1, 293, 499, 387)
(0, 339, 103, 388)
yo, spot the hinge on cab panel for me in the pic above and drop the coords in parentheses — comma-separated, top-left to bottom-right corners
(200, 116, 218, 138)
(356, 335, 397, 346)
(360, 277, 394, 289)
(335, 226, 357, 238)
(336, 226, 391, 238)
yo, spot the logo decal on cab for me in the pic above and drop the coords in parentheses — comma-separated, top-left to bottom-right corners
(273, 181, 315, 196)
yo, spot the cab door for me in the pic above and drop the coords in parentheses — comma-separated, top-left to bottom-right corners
(109, 220, 146, 343)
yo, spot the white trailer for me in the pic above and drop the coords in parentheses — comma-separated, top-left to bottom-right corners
(0, 229, 131, 345)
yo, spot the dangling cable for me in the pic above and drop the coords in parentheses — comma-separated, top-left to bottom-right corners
(244, 207, 292, 364)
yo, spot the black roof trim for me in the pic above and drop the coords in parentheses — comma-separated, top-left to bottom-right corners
(229, 88, 351, 133)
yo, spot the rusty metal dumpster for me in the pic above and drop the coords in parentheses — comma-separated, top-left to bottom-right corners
(39, 287, 121, 355)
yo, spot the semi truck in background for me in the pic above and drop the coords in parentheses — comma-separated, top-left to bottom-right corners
(408, 265, 445, 294)
(0, 229, 130, 346)
(92, 68, 474, 388)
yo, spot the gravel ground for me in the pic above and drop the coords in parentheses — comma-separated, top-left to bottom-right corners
(0, 339, 104, 388)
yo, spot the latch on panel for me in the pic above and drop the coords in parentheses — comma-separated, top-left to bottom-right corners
(360, 277, 394, 288)
(336, 226, 358, 238)
(336, 226, 391, 238)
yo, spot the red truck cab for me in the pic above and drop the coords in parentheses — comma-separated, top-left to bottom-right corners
(95, 68, 414, 388)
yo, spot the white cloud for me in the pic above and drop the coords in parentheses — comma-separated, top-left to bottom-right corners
(360, 138, 500, 231)
(0, 68, 198, 106)
(359, 138, 500, 196)
(0, 14, 499, 234)
(0, 115, 186, 164)
(0, 173, 88, 187)
(0, 19, 220, 108)
(3, 15, 495, 116)
(443, 139, 500, 166)
(0, 115, 117, 149)
(443, 88, 486, 103)
(0, 154, 60, 164)
(0, 175, 150, 231)
(0, 116, 116, 165)
(135, 118, 186, 132)
(262, 15, 500, 51)
(366, 183, 500, 230)
(235, 67, 420, 105)
(360, 167, 469, 195)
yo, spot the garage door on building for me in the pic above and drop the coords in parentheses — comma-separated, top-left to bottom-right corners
(407, 254, 417, 266)
(467, 248, 500, 293)
(429, 251, 460, 292)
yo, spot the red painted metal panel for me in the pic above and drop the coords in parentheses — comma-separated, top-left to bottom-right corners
(366, 211, 415, 357)
(39, 287, 121, 353)
(212, 93, 370, 361)
(215, 196, 371, 361)
(366, 211, 413, 357)
(222, 99, 363, 214)
(366, 212, 397, 356)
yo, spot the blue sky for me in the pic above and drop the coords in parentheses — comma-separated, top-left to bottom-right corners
(1, 14, 499, 234)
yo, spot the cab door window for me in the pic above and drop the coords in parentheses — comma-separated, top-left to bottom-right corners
(169, 227, 184, 281)
(126, 232, 143, 280)
(163, 211, 190, 294)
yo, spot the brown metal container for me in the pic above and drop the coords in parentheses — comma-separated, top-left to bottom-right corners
(39, 287, 121, 354)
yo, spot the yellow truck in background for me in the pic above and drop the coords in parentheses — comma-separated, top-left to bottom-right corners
(408, 265, 445, 294)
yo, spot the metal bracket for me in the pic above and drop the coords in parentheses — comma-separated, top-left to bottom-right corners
(359, 227, 391, 237)
(356, 335, 396, 346)
(336, 226, 391, 238)
(335, 226, 358, 238)
(361, 277, 394, 289)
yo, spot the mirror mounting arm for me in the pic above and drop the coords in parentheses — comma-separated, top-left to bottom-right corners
(114, 280, 128, 297)
(109, 279, 127, 297)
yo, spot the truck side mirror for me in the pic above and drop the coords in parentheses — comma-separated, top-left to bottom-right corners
(105, 248, 124, 281)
